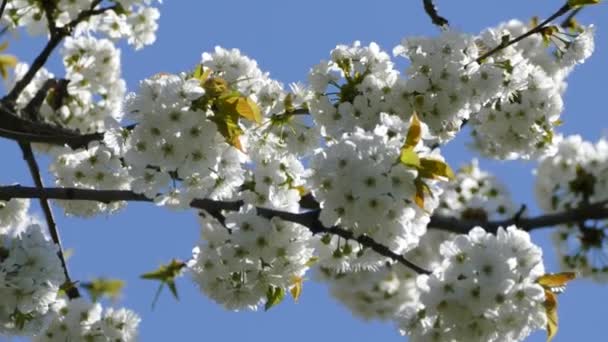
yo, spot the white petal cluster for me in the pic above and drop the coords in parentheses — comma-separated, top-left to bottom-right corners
(399, 226, 547, 342)
(309, 115, 443, 271)
(2, 0, 161, 50)
(470, 21, 595, 159)
(436, 159, 517, 221)
(242, 151, 309, 213)
(34, 298, 140, 342)
(50, 142, 131, 217)
(308, 41, 399, 137)
(316, 230, 447, 321)
(536, 135, 608, 281)
(0, 199, 30, 233)
(57, 35, 125, 133)
(188, 207, 314, 311)
(0, 224, 65, 335)
(393, 32, 503, 141)
(123, 73, 246, 207)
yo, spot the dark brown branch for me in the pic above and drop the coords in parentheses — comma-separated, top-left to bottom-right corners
(0, 0, 8, 20)
(428, 201, 608, 234)
(475, 3, 573, 64)
(4, 185, 608, 273)
(0, 185, 431, 274)
(16, 146, 80, 299)
(423, 0, 449, 27)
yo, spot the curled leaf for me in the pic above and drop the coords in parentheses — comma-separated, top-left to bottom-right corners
(141, 259, 185, 306)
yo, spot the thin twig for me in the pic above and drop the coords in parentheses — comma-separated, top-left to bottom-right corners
(475, 4, 573, 64)
(16, 146, 80, 298)
(422, 0, 449, 28)
(0, 0, 8, 21)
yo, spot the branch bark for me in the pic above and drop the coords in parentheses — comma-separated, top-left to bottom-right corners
(16, 147, 80, 299)
(422, 0, 449, 27)
(3, 185, 608, 273)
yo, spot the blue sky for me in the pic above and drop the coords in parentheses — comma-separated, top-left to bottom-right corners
(2, 1, 608, 341)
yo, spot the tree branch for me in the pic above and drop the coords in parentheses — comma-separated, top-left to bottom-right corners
(0, 185, 431, 274)
(422, 0, 449, 28)
(16, 146, 80, 299)
(3, 185, 608, 273)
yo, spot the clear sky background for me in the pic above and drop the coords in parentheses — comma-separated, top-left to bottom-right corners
(2, 1, 608, 341)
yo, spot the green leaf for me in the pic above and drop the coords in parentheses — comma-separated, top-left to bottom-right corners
(140, 259, 185, 305)
(399, 146, 421, 169)
(264, 286, 285, 311)
(81, 278, 125, 302)
(418, 158, 455, 180)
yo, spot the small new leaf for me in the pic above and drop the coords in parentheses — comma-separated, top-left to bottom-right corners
(537, 272, 575, 342)
(264, 286, 285, 311)
(405, 112, 422, 148)
(141, 259, 185, 304)
(0, 42, 17, 80)
(400, 146, 421, 169)
(81, 278, 125, 302)
(537, 272, 576, 289)
(544, 290, 559, 342)
(290, 276, 303, 303)
(419, 158, 455, 180)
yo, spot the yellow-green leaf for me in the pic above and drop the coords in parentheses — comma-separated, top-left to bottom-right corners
(203, 77, 230, 97)
(234, 96, 262, 124)
(290, 276, 303, 303)
(405, 112, 422, 148)
(544, 290, 559, 342)
(304, 256, 319, 267)
(414, 178, 431, 209)
(81, 278, 125, 302)
(419, 158, 455, 180)
(265, 286, 285, 311)
(537, 272, 576, 291)
(400, 146, 421, 169)
(284, 93, 296, 113)
(567, 0, 600, 7)
(0, 54, 17, 80)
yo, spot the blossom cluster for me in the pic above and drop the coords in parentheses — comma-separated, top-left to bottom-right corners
(188, 207, 314, 310)
(1, 0, 160, 50)
(50, 142, 131, 217)
(399, 226, 547, 342)
(536, 135, 608, 281)
(436, 159, 518, 221)
(309, 115, 444, 271)
(34, 298, 140, 342)
(0, 224, 65, 335)
(470, 20, 595, 159)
